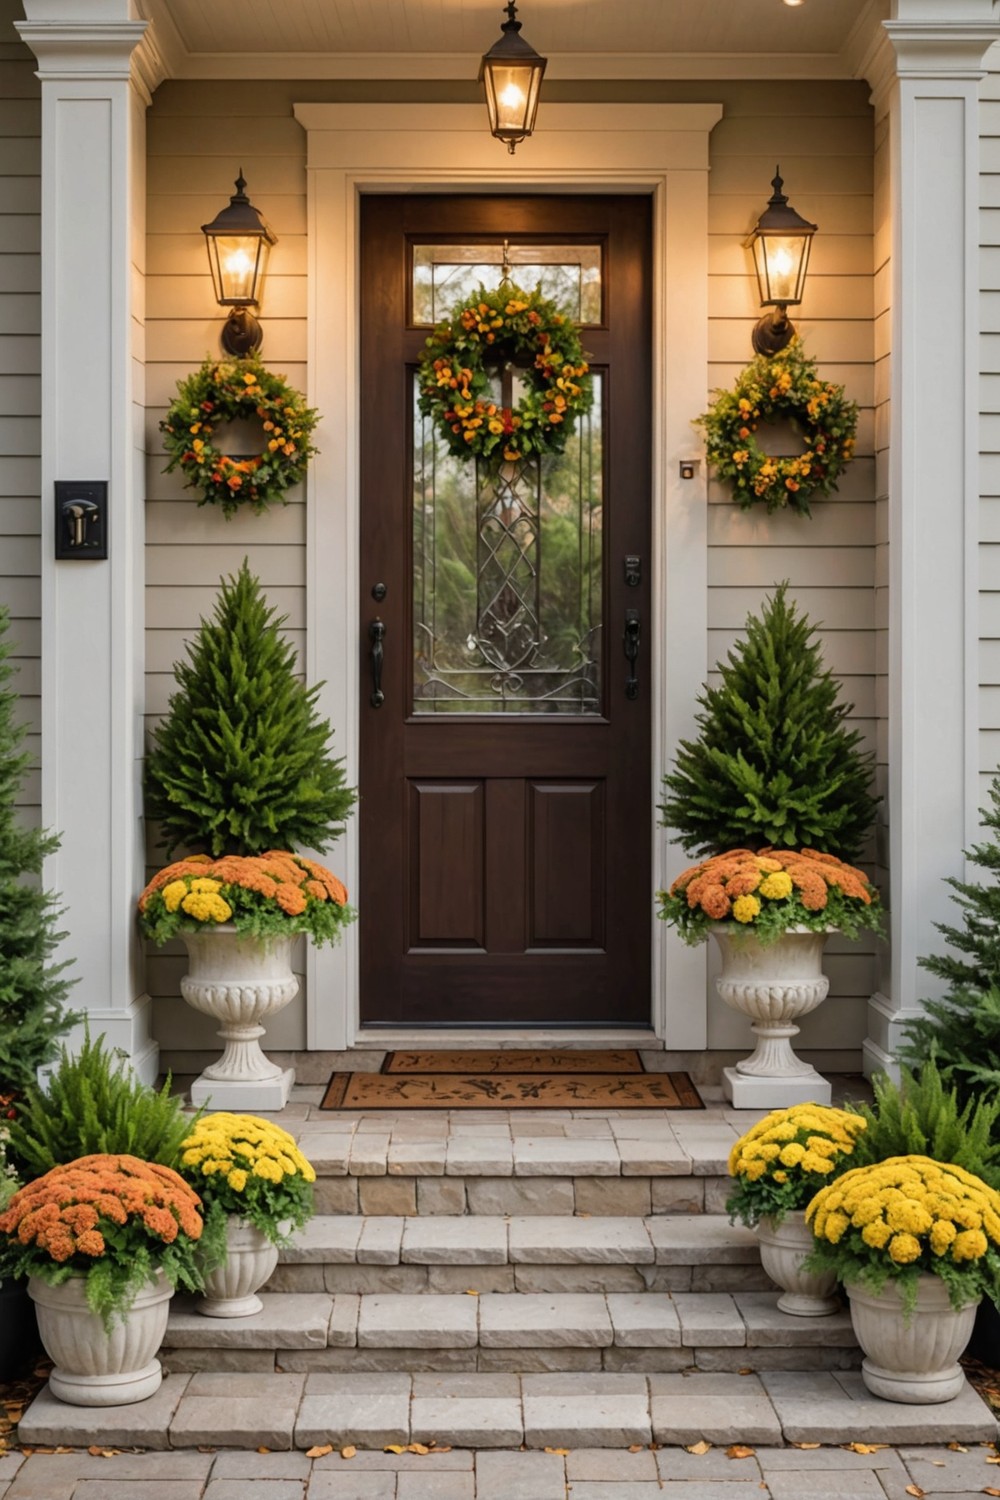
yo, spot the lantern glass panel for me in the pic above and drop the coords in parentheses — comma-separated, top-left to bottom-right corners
(484, 60, 543, 142)
(207, 235, 270, 307)
(751, 232, 812, 307)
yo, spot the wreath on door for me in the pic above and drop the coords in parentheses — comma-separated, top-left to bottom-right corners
(696, 340, 858, 517)
(416, 284, 593, 465)
(160, 355, 319, 519)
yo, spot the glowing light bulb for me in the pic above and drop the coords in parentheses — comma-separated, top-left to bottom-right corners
(499, 82, 525, 110)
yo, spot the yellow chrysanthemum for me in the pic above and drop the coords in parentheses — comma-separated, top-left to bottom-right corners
(861, 1219, 892, 1250)
(162, 880, 188, 913)
(888, 1232, 921, 1265)
(732, 894, 761, 924)
(758, 871, 793, 900)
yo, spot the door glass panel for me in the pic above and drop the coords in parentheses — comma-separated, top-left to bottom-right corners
(413, 243, 602, 325)
(413, 370, 603, 715)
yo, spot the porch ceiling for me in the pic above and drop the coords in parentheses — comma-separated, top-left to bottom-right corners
(140, 0, 885, 80)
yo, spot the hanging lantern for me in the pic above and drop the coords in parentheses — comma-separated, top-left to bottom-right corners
(479, 2, 546, 155)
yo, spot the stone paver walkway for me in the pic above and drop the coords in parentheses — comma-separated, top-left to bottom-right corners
(3, 1439, 1000, 1498)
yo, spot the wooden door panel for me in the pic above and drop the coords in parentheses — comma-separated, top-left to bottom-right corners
(360, 193, 651, 1026)
(409, 781, 484, 948)
(529, 782, 604, 947)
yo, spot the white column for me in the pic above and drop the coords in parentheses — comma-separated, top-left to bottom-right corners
(863, 2, 1000, 1076)
(16, 2, 162, 1080)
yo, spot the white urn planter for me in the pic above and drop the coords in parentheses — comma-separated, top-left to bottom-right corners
(845, 1274, 979, 1403)
(181, 926, 297, 1110)
(755, 1212, 839, 1317)
(198, 1216, 281, 1318)
(711, 926, 833, 1108)
(28, 1273, 172, 1407)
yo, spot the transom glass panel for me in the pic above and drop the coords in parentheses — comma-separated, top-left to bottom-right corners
(412, 242, 602, 326)
(413, 371, 604, 715)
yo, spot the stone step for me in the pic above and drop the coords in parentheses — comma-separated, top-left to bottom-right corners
(295, 1115, 740, 1218)
(18, 1367, 998, 1451)
(160, 1288, 862, 1375)
(269, 1214, 771, 1295)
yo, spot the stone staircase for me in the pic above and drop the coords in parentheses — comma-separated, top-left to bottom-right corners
(16, 1096, 1000, 1449)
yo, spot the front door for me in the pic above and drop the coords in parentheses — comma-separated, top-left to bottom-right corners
(359, 194, 651, 1026)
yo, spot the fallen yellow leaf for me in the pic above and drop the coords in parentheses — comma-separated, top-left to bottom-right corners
(306, 1445, 333, 1458)
(984, 1488, 1000, 1497)
(727, 1444, 756, 1460)
(905, 1486, 925, 1498)
(384, 1445, 406, 1454)
(407, 1443, 430, 1455)
(792, 1443, 821, 1450)
(341, 1446, 357, 1460)
(949, 1443, 969, 1452)
(544, 1447, 571, 1456)
(465, 1289, 479, 1296)
(257, 1447, 271, 1455)
(628, 1445, 643, 1453)
(685, 1440, 711, 1455)
(846, 1443, 889, 1454)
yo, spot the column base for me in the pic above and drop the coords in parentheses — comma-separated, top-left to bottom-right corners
(189, 1068, 295, 1112)
(722, 1065, 832, 1109)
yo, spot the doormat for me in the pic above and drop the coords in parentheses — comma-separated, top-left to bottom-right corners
(320, 1051, 703, 1110)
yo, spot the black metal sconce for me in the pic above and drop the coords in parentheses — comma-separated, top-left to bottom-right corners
(201, 172, 277, 356)
(745, 169, 816, 356)
(479, 2, 546, 155)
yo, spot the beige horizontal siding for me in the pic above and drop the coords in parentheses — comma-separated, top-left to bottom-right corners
(0, 3, 40, 822)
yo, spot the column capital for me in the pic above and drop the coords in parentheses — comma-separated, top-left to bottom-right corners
(15, 15, 166, 101)
(883, 21, 1000, 80)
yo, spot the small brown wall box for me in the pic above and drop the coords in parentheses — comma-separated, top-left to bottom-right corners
(54, 480, 107, 559)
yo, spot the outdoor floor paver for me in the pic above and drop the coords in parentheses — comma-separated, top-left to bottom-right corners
(306, 1472, 397, 1500)
(897, 1443, 1000, 1491)
(357, 1294, 478, 1348)
(656, 1446, 765, 1482)
(166, 1293, 331, 1348)
(477, 1291, 612, 1346)
(656, 1485, 769, 1498)
(202, 1483, 306, 1499)
(764, 1469, 889, 1498)
(16, 1376, 191, 1450)
(4, 1455, 84, 1500)
(472, 1450, 567, 1500)
(565, 1447, 659, 1482)
(564, 1486, 667, 1499)
(209, 1452, 312, 1479)
(169, 1372, 304, 1451)
(394, 1472, 475, 1500)
(71, 1485, 205, 1500)
(408, 1395, 523, 1447)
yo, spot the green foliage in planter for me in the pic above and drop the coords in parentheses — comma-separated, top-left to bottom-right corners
(144, 560, 356, 857)
(659, 584, 878, 860)
(899, 774, 1000, 1105)
(6, 1028, 198, 1179)
(847, 1057, 1000, 1191)
(0, 607, 78, 1095)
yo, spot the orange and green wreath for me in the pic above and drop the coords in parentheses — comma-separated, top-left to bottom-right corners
(696, 340, 858, 517)
(417, 283, 593, 465)
(160, 354, 319, 519)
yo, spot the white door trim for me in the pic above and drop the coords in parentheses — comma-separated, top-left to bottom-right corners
(293, 102, 721, 1049)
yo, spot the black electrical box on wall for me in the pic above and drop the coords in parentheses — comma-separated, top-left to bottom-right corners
(54, 480, 108, 559)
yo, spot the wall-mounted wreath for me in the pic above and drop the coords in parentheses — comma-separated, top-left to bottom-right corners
(697, 340, 858, 517)
(160, 355, 319, 518)
(417, 284, 593, 465)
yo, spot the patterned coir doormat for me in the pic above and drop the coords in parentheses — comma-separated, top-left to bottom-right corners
(320, 1049, 703, 1110)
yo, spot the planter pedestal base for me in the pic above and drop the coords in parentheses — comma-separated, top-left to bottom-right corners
(190, 1067, 294, 1112)
(723, 1066, 832, 1109)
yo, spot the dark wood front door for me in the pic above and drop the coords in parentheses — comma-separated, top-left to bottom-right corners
(359, 194, 651, 1026)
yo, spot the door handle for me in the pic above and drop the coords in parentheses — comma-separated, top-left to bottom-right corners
(623, 608, 640, 700)
(369, 618, 385, 708)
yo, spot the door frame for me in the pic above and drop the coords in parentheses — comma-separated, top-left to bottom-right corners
(294, 101, 722, 1050)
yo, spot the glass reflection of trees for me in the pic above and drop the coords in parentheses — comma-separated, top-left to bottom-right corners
(413, 373, 603, 715)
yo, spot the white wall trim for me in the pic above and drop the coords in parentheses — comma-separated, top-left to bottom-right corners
(294, 101, 721, 1049)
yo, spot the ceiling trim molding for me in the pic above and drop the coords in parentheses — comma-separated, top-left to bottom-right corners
(129, 47, 863, 84)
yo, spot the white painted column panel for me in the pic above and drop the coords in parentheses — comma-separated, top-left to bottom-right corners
(864, 4, 1000, 1075)
(17, 4, 160, 1079)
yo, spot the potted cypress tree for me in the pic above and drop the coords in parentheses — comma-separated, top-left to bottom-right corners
(140, 562, 355, 1109)
(0, 605, 78, 1378)
(657, 585, 881, 1106)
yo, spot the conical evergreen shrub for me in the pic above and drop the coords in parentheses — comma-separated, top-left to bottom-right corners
(899, 773, 1000, 1103)
(659, 583, 878, 860)
(145, 561, 355, 857)
(0, 607, 78, 1095)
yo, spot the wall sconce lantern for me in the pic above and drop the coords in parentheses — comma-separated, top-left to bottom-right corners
(201, 172, 277, 356)
(745, 169, 816, 356)
(479, 1, 546, 155)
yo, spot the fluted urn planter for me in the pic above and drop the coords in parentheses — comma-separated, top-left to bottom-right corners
(198, 1216, 281, 1319)
(711, 926, 833, 1108)
(181, 926, 298, 1111)
(845, 1274, 979, 1403)
(756, 1211, 839, 1317)
(28, 1272, 172, 1406)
